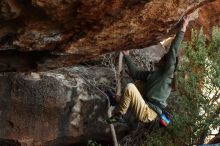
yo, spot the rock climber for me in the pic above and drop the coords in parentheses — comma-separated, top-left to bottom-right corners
(107, 15, 191, 126)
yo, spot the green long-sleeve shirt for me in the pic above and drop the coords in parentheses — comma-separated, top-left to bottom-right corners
(124, 31, 185, 108)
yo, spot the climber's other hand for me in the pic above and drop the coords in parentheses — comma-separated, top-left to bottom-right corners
(122, 50, 130, 56)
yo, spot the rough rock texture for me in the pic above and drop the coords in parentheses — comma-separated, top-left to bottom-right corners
(0, 138, 21, 146)
(0, 0, 219, 71)
(194, 0, 220, 35)
(184, 0, 220, 40)
(0, 67, 130, 146)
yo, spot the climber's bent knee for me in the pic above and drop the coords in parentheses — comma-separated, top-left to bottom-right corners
(124, 83, 140, 98)
(124, 83, 136, 92)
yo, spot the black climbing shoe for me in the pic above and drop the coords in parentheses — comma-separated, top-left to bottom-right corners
(105, 89, 118, 106)
(106, 115, 126, 124)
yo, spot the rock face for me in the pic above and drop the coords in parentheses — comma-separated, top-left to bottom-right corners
(195, 0, 220, 35)
(0, 0, 219, 71)
(0, 67, 128, 146)
(184, 0, 220, 40)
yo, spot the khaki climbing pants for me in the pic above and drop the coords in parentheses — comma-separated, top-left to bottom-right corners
(117, 83, 158, 123)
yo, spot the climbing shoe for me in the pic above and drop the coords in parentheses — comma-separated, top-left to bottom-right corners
(106, 115, 126, 124)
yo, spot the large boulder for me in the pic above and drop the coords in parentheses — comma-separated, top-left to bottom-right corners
(0, 67, 128, 146)
(0, 38, 166, 146)
(0, 0, 219, 71)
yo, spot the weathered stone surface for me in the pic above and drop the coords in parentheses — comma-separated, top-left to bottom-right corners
(0, 0, 219, 71)
(185, 0, 220, 40)
(0, 67, 129, 146)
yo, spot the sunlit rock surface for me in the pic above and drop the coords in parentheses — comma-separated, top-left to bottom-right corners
(0, 0, 219, 71)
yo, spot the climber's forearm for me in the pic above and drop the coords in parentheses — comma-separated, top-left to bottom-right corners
(124, 55, 139, 79)
(165, 16, 190, 68)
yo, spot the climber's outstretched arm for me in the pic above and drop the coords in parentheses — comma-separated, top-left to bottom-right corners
(123, 50, 150, 81)
(165, 16, 190, 71)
